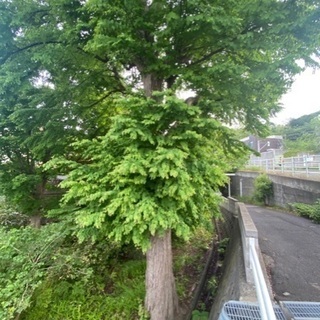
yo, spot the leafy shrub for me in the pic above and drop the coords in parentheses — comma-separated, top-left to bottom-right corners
(0, 223, 67, 320)
(313, 201, 320, 223)
(192, 309, 209, 319)
(290, 200, 320, 223)
(0, 197, 29, 229)
(21, 260, 146, 320)
(253, 174, 273, 205)
(218, 237, 230, 256)
(0, 220, 125, 320)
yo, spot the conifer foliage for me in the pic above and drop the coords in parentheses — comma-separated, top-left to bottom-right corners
(58, 94, 228, 249)
(1, 0, 320, 319)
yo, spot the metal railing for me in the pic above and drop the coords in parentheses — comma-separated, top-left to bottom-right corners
(247, 154, 320, 178)
(238, 202, 277, 320)
(249, 238, 277, 320)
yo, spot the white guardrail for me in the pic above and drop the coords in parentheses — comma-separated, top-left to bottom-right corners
(249, 239, 277, 320)
(247, 154, 320, 177)
(238, 202, 277, 320)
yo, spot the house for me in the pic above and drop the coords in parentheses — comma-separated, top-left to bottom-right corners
(240, 135, 283, 153)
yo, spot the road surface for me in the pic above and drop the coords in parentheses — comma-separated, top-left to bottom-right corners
(246, 205, 320, 302)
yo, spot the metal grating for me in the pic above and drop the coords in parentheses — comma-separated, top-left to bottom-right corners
(219, 301, 320, 320)
(283, 301, 320, 319)
(219, 301, 285, 320)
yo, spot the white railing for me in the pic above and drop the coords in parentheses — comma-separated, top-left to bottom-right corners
(249, 238, 277, 320)
(238, 202, 277, 320)
(247, 154, 320, 177)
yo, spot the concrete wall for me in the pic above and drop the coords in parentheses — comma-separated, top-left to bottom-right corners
(208, 218, 244, 320)
(231, 171, 320, 206)
(209, 199, 260, 320)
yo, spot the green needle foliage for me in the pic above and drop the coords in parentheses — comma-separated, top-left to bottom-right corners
(53, 93, 230, 250)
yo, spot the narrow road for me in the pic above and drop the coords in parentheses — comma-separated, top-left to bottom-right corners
(246, 205, 320, 302)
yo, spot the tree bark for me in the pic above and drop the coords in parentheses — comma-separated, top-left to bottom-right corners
(145, 230, 180, 320)
(30, 215, 41, 228)
(141, 73, 163, 98)
(142, 71, 179, 319)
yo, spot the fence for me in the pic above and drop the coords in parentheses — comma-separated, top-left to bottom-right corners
(247, 154, 320, 177)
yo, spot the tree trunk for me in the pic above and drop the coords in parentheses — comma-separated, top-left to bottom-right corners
(142, 72, 178, 319)
(29, 177, 47, 228)
(30, 215, 41, 228)
(145, 230, 180, 320)
(141, 73, 163, 98)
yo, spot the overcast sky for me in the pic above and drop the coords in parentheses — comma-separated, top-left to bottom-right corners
(271, 67, 320, 125)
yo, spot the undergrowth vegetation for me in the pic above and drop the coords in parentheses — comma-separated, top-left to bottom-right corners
(0, 223, 66, 320)
(289, 200, 320, 223)
(21, 260, 147, 320)
(0, 204, 215, 320)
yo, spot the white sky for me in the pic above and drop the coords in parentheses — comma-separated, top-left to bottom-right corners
(271, 67, 320, 125)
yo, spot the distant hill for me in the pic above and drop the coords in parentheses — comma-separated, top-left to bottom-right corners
(285, 110, 320, 141)
(288, 111, 320, 128)
(277, 110, 320, 156)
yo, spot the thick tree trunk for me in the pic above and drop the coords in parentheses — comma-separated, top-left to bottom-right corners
(145, 230, 180, 320)
(142, 72, 178, 319)
(141, 73, 163, 98)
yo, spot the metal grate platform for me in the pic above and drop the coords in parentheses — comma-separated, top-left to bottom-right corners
(219, 301, 285, 320)
(283, 301, 320, 319)
(219, 301, 320, 320)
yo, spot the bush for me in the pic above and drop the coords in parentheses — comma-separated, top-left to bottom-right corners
(0, 197, 29, 229)
(0, 223, 67, 320)
(253, 174, 273, 205)
(21, 259, 147, 320)
(0, 221, 124, 320)
(290, 200, 320, 223)
(313, 201, 320, 223)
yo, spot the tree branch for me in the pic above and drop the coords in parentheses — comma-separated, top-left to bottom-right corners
(82, 90, 120, 109)
(74, 48, 127, 91)
(1, 41, 63, 64)
(75, 46, 110, 64)
(187, 47, 226, 67)
(185, 22, 264, 67)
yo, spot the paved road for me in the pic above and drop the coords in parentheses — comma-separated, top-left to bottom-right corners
(246, 205, 320, 302)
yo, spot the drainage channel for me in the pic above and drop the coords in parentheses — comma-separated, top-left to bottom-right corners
(187, 236, 230, 320)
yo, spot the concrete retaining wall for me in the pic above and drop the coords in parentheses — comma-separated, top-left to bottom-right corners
(208, 217, 244, 320)
(231, 171, 320, 206)
(209, 198, 266, 320)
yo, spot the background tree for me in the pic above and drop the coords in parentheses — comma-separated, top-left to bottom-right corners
(0, 0, 121, 225)
(1, 0, 320, 319)
(0, 76, 72, 226)
(311, 116, 320, 152)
